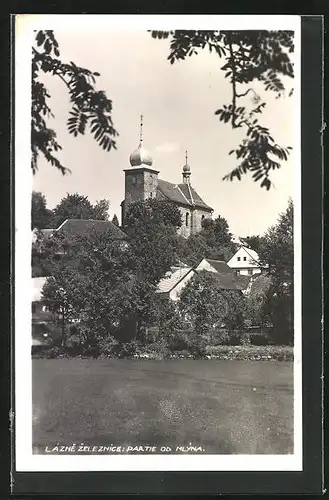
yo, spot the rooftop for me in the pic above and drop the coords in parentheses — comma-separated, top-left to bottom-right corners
(199, 270, 239, 291)
(56, 219, 127, 241)
(157, 179, 213, 211)
(157, 267, 193, 294)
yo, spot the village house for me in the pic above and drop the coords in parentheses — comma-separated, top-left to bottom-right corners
(156, 258, 241, 301)
(33, 218, 128, 246)
(227, 246, 263, 276)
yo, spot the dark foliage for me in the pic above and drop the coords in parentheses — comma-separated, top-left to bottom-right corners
(124, 199, 182, 284)
(31, 191, 54, 229)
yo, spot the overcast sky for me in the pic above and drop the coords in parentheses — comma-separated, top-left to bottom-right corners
(32, 28, 296, 237)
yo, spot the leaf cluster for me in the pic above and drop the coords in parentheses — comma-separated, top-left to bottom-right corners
(32, 30, 118, 174)
(151, 29, 294, 188)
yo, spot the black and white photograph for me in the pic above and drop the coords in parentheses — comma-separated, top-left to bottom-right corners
(14, 14, 302, 473)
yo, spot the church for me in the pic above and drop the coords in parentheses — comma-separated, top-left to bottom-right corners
(121, 116, 213, 238)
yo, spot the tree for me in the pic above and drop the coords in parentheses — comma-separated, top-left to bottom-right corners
(32, 30, 118, 174)
(200, 215, 237, 259)
(240, 234, 265, 254)
(41, 229, 158, 350)
(151, 30, 294, 189)
(42, 268, 83, 346)
(31, 191, 54, 229)
(176, 233, 210, 267)
(111, 214, 119, 226)
(258, 199, 294, 344)
(123, 199, 182, 284)
(259, 199, 293, 282)
(92, 199, 110, 221)
(177, 271, 247, 355)
(176, 214, 237, 265)
(52, 192, 110, 227)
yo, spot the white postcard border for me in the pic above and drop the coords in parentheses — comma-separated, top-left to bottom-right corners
(14, 14, 302, 472)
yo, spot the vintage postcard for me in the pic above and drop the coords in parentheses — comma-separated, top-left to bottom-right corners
(14, 14, 302, 472)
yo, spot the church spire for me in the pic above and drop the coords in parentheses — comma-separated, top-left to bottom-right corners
(182, 150, 191, 184)
(139, 113, 143, 145)
(129, 114, 153, 167)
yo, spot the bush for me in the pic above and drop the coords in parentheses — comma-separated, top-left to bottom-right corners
(97, 335, 119, 357)
(162, 327, 207, 358)
(211, 329, 251, 346)
(249, 332, 272, 346)
(33, 345, 69, 359)
(115, 339, 142, 358)
(205, 345, 293, 361)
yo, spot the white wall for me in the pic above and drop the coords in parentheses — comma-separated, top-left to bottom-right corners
(227, 247, 260, 270)
(169, 270, 195, 301)
(236, 268, 262, 276)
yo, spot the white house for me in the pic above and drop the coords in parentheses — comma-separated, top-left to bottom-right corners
(227, 246, 262, 276)
(156, 259, 240, 301)
(156, 266, 195, 301)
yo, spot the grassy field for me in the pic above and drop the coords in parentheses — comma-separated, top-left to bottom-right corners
(32, 359, 294, 454)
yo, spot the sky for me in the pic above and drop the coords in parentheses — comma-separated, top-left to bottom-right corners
(32, 27, 296, 237)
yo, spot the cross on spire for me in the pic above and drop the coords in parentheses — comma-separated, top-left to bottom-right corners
(140, 113, 143, 144)
(185, 150, 188, 164)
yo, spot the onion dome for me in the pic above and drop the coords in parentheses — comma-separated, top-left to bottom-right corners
(129, 113, 153, 167)
(183, 162, 191, 173)
(182, 150, 191, 183)
(129, 143, 153, 167)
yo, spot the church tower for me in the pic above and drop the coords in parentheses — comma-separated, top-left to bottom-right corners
(121, 115, 159, 223)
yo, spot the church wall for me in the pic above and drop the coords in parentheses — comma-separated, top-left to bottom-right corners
(177, 206, 194, 238)
(191, 209, 212, 235)
(177, 207, 212, 238)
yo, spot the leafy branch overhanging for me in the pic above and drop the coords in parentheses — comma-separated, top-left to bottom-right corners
(32, 30, 118, 174)
(150, 29, 294, 189)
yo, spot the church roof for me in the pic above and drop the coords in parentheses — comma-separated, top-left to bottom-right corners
(157, 179, 213, 211)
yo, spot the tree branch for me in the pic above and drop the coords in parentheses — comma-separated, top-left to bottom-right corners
(236, 88, 254, 98)
(227, 36, 238, 128)
(32, 47, 71, 91)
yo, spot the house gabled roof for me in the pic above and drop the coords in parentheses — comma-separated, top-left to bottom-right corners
(243, 246, 260, 265)
(55, 219, 127, 241)
(156, 267, 194, 294)
(227, 245, 261, 269)
(157, 179, 213, 212)
(199, 270, 239, 291)
(205, 259, 233, 275)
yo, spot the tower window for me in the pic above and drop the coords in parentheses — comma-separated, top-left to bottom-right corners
(186, 212, 189, 226)
(201, 215, 205, 221)
(132, 176, 137, 185)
